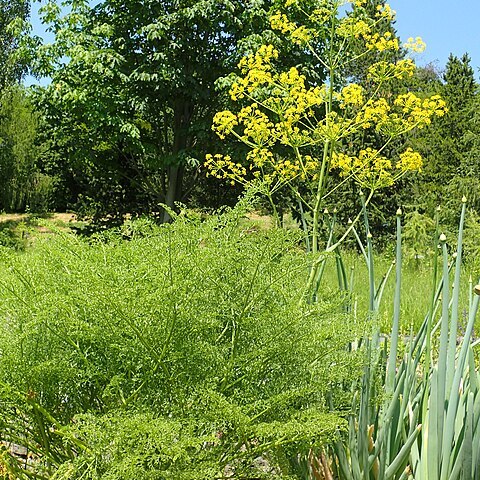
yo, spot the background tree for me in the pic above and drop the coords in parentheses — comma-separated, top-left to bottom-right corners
(0, 86, 51, 212)
(0, 0, 30, 88)
(32, 0, 294, 223)
(459, 92, 480, 212)
(412, 53, 477, 220)
(0, 0, 51, 213)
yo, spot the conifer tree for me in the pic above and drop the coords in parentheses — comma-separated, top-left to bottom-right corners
(415, 54, 477, 217)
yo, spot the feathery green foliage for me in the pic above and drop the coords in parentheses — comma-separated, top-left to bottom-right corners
(0, 202, 363, 478)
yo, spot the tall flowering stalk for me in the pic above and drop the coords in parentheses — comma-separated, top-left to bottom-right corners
(206, 0, 446, 300)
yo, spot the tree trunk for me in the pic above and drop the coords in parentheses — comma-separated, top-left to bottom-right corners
(160, 98, 193, 223)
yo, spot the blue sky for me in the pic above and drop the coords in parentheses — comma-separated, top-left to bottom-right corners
(27, 0, 480, 84)
(389, 0, 480, 77)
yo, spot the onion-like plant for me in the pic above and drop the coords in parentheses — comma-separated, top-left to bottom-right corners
(323, 198, 480, 479)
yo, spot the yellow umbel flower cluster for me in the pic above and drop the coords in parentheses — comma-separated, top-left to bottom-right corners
(337, 18, 371, 39)
(375, 4, 396, 20)
(205, 154, 247, 185)
(397, 147, 423, 172)
(273, 159, 301, 179)
(238, 104, 275, 145)
(331, 147, 424, 189)
(206, 1, 447, 199)
(348, 93, 447, 135)
(212, 111, 238, 140)
(404, 36, 427, 53)
(340, 84, 364, 107)
(270, 12, 314, 45)
(367, 59, 416, 82)
(364, 31, 399, 52)
(270, 12, 296, 34)
(337, 16, 398, 52)
(310, 6, 334, 24)
(230, 45, 278, 101)
(246, 147, 274, 168)
(206, 144, 319, 190)
(237, 44, 278, 75)
(315, 112, 354, 142)
(394, 93, 447, 127)
(272, 68, 326, 124)
(355, 98, 391, 130)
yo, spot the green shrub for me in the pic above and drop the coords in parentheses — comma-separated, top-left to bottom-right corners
(0, 206, 363, 478)
(0, 219, 31, 250)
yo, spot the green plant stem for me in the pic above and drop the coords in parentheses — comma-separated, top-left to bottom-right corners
(436, 237, 450, 454)
(386, 211, 402, 395)
(312, 138, 331, 255)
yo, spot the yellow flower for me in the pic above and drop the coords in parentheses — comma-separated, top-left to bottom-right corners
(375, 4, 396, 20)
(212, 111, 238, 139)
(337, 18, 371, 39)
(310, 7, 333, 24)
(291, 25, 314, 45)
(331, 148, 393, 187)
(246, 148, 274, 168)
(209, 29, 447, 197)
(316, 112, 355, 141)
(404, 36, 426, 53)
(340, 84, 364, 107)
(397, 148, 423, 172)
(270, 12, 296, 34)
(364, 31, 400, 51)
(356, 99, 390, 129)
(331, 152, 355, 177)
(204, 154, 247, 184)
(274, 158, 301, 180)
(367, 59, 416, 82)
(393, 93, 446, 129)
(271, 12, 314, 45)
(231, 45, 278, 99)
(238, 104, 275, 145)
(237, 44, 279, 74)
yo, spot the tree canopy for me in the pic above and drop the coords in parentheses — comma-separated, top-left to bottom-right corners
(32, 0, 286, 222)
(0, 0, 30, 88)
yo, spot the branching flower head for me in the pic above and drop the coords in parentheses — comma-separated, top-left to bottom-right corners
(340, 84, 364, 107)
(206, 1, 446, 202)
(205, 154, 247, 185)
(367, 59, 416, 82)
(212, 110, 238, 139)
(375, 3, 396, 21)
(230, 45, 278, 100)
(270, 12, 314, 45)
(331, 146, 423, 189)
(238, 104, 275, 145)
(337, 17, 371, 39)
(404, 36, 426, 53)
(394, 93, 447, 128)
(397, 147, 423, 172)
(364, 31, 399, 52)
